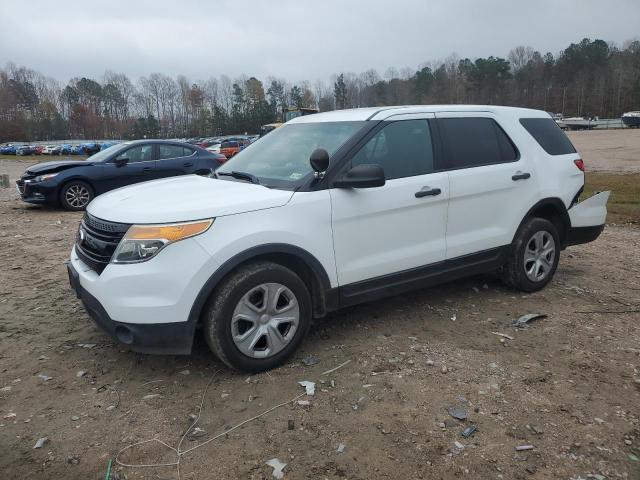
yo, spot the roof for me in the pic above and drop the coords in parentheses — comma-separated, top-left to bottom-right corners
(288, 105, 550, 124)
(125, 139, 197, 146)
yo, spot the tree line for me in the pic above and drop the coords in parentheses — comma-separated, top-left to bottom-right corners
(1, 37, 639, 142)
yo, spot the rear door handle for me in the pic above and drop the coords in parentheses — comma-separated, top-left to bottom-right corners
(142, 167, 152, 174)
(415, 187, 442, 198)
(183, 162, 193, 167)
(512, 172, 531, 181)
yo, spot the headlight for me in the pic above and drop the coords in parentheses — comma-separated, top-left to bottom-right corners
(112, 219, 213, 264)
(34, 173, 59, 182)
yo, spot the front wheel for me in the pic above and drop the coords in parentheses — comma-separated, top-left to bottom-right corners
(60, 180, 93, 211)
(203, 261, 312, 372)
(500, 217, 560, 292)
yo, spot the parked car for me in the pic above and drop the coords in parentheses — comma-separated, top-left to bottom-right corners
(214, 140, 246, 158)
(622, 111, 640, 128)
(0, 144, 17, 155)
(66, 105, 609, 372)
(70, 145, 85, 155)
(34, 145, 44, 155)
(16, 145, 38, 156)
(100, 142, 118, 151)
(42, 145, 62, 155)
(16, 140, 226, 211)
(60, 144, 72, 155)
(82, 143, 101, 155)
(197, 138, 221, 149)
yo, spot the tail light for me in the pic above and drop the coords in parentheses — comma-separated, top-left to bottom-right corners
(574, 158, 585, 171)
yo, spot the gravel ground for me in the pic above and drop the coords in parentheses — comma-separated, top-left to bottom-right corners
(0, 131, 639, 479)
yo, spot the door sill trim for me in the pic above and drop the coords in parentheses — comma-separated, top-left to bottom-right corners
(336, 246, 509, 308)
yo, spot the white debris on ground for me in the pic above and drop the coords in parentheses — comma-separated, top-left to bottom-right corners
(298, 380, 315, 396)
(266, 458, 286, 479)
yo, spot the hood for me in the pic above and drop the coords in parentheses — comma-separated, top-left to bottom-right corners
(26, 159, 91, 174)
(87, 175, 294, 224)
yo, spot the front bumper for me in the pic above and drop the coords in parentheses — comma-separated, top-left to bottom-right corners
(67, 239, 219, 355)
(16, 179, 58, 205)
(67, 260, 194, 354)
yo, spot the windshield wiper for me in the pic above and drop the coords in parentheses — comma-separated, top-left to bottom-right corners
(217, 171, 260, 184)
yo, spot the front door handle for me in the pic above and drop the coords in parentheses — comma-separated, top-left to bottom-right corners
(142, 167, 152, 174)
(415, 187, 442, 198)
(184, 162, 193, 167)
(512, 171, 531, 181)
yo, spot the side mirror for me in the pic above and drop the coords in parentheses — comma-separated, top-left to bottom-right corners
(310, 148, 329, 174)
(333, 164, 385, 189)
(114, 157, 128, 167)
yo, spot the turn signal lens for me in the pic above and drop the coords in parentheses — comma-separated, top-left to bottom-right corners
(574, 159, 585, 171)
(124, 219, 213, 242)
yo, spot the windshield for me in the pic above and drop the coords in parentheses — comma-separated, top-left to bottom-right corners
(217, 121, 365, 188)
(85, 143, 127, 162)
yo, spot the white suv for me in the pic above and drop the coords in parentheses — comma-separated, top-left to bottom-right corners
(67, 105, 609, 372)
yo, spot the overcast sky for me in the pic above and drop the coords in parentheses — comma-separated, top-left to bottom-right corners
(1, 0, 638, 84)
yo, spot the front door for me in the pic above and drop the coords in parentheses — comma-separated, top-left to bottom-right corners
(330, 114, 449, 286)
(100, 144, 156, 192)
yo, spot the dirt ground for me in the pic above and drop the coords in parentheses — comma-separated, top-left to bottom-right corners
(568, 129, 640, 173)
(1, 130, 639, 480)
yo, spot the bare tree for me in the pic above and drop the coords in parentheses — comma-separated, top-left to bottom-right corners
(508, 46, 535, 72)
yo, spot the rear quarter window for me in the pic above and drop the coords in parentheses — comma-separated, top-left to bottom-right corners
(519, 118, 576, 155)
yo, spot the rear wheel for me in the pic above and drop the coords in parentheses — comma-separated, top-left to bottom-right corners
(501, 217, 560, 292)
(203, 261, 312, 372)
(60, 180, 93, 211)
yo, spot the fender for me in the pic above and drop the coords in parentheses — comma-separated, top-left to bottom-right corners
(186, 243, 333, 335)
(512, 197, 570, 244)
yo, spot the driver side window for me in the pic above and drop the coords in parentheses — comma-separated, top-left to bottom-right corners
(351, 119, 434, 180)
(117, 145, 153, 163)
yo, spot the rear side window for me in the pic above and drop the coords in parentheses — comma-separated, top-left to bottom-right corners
(158, 145, 190, 160)
(439, 117, 519, 169)
(351, 119, 434, 180)
(519, 118, 576, 155)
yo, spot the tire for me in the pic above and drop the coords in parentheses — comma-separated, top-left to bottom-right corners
(60, 180, 93, 211)
(500, 217, 561, 293)
(203, 261, 312, 373)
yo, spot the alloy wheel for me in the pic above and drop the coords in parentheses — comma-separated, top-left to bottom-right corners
(65, 184, 90, 208)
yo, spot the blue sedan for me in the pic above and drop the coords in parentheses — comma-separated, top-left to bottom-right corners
(15, 140, 226, 210)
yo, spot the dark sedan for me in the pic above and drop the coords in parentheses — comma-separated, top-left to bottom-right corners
(16, 140, 226, 211)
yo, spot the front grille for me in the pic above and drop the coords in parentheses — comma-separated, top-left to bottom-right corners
(76, 213, 131, 274)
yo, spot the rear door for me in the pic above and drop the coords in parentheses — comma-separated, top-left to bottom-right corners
(436, 112, 538, 259)
(100, 143, 156, 192)
(330, 114, 449, 286)
(155, 144, 198, 179)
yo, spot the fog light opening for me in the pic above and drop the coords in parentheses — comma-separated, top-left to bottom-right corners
(115, 325, 134, 345)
